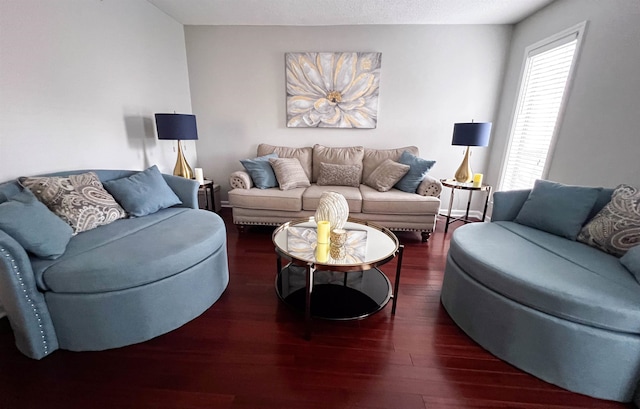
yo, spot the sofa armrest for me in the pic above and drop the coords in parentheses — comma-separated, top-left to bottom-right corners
(230, 171, 253, 190)
(162, 174, 199, 209)
(0, 231, 59, 359)
(416, 175, 442, 197)
(492, 189, 531, 221)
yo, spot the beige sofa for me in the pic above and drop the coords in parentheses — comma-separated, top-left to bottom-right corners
(228, 144, 442, 242)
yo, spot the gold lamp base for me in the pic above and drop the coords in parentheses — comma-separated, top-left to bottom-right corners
(454, 146, 473, 183)
(173, 141, 193, 179)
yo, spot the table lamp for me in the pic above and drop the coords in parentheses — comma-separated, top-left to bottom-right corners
(155, 113, 199, 179)
(451, 121, 492, 183)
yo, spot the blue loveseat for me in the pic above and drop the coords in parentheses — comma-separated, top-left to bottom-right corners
(441, 182, 640, 403)
(0, 169, 229, 359)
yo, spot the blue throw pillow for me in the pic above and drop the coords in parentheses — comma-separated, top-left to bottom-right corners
(240, 153, 278, 189)
(514, 179, 601, 240)
(394, 151, 436, 193)
(103, 165, 182, 217)
(0, 189, 73, 259)
(621, 246, 640, 283)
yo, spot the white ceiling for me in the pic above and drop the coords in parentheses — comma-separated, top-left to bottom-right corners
(147, 0, 556, 26)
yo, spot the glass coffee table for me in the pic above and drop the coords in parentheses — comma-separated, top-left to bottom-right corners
(272, 217, 404, 339)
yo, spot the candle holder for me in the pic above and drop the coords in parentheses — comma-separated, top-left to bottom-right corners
(330, 228, 347, 246)
(329, 244, 346, 260)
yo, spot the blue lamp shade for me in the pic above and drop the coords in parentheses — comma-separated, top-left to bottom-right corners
(155, 113, 199, 141)
(451, 122, 492, 147)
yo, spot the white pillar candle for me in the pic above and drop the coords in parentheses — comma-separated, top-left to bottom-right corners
(315, 242, 329, 263)
(316, 220, 330, 244)
(194, 168, 204, 185)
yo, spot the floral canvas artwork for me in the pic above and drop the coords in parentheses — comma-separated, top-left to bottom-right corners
(285, 52, 382, 128)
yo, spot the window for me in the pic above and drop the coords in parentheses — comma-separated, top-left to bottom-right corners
(499, 22, 586, 191)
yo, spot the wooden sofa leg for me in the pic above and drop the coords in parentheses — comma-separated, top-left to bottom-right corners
(236, 224, 246, 233)
(421, 232, 431, 243)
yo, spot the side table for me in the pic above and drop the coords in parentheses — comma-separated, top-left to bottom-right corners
(440, 179, 492, 233)
(198, 180, 221, 213)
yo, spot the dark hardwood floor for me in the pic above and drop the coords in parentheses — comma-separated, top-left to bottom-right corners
(0, 208, 632, 409)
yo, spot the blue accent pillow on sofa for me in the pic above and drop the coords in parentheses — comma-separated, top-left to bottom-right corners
(514, 179, 601, 240)
(240, 153, 278, 189)
(104, 165, 182, 217)
(0, 189, 73, 259)
(394, 151, 436, 193)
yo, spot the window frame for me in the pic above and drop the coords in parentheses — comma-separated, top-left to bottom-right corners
(497, 21, 588, 191)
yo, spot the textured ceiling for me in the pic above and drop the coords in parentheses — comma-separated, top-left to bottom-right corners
(147, 0, 556, 26)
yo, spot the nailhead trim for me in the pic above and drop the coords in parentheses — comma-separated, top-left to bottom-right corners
(233, 222, 432, 233)
(0, 247, 49, 355)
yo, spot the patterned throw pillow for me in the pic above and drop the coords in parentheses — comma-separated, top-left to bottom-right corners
(317, 162, 362, 187)
(269, 158, 311, 190)
(364, 159, 410, 192)
(577, 184, 640, 257)
(20, 172, 126, 234)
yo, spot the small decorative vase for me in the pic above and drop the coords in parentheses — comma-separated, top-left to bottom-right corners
(315, 191, 349, 231)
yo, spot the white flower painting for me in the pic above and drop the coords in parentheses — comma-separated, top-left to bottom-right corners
(286, 52, 382, 128)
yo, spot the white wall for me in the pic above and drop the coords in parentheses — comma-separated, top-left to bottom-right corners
(184, 25, 512, 204)
(0, 0, 195, 181)
(487, 0, 640, 190)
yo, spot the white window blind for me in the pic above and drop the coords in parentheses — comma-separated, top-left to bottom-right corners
(500, 25, 584, 191)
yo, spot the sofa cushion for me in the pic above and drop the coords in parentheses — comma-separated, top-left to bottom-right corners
(0, 189, 73, 259)
(621, 245, 640, 283)
(515, 179, 601, 240)
(449, 221, 640, 334)
(317, 162, 362, 187)
(302, 185, 362, 213)
(497, 221, 627, 276)
(578, 184, 640, 257)
(360, 184, 440, 215)
(269, 158, 311, 190)
(312, 144, 364, 183)
(362, 146, 419, 182)
(239, 153, 278, 189)
(20, 171, 126, 234)
(364, 159, 410, 192)
(257, 143, 313, 181)
(103, 165, 182, 217)
(32, 209, 226, 294)
(394, 151, 436, 193)
(229, 187, 305, 212)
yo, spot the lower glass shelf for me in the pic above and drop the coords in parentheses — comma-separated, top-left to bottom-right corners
(275, 264, 392, 320)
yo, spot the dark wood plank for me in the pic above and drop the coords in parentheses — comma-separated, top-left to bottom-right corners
(0, 209, 632, 409)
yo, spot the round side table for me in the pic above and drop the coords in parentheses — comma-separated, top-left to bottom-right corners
(440, 179, 492, 233)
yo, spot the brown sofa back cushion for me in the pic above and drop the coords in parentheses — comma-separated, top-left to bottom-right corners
(257, 144, 313, 181)
(362, 146, 419, 182)
(312, 144, 364, 183)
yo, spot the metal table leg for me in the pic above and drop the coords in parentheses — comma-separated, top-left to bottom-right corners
(304, 263, 315, 340)
(465, 190, 474, 220)
(445, 188, 455, 233)
(482, 186, 492, 222)
(391, 245, 404, 315)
